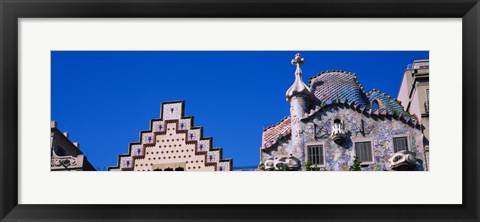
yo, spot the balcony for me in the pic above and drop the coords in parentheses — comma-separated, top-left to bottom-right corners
(389, 150, 417, 171)
(331, 119, 346, 144)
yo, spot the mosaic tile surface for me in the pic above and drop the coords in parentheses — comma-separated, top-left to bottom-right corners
(109, 101, 232, 171)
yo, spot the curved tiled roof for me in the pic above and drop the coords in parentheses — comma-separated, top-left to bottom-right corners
(261, 70, 420, 151)
(308, 70, 370, 107)
(262, 116, 291, 149)
(367, 90, 417, 122)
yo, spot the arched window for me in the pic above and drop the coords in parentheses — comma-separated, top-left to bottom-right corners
(164, 167, 173, 171)
(372, 100, 382, 110)
(175, 167, 184, 171)
(54, 145, 66, 156)
(153, 168, 162, 171)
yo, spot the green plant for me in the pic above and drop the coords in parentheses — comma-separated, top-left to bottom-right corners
(349, 156, 362, 171)
(305, 161, 322, 171)
(305, 161, 312, 171)
(273, 164, 288, 171)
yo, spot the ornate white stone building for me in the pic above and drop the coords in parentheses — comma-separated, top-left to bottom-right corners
(109, 101, 232, 171)
(51, 121, 96, 171)
(259, 54, 427, 171)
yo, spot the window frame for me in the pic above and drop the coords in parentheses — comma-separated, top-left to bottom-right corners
(304, 143, 326, 167)
(392, 135, 410, 153)
(353, 139, 375, 165)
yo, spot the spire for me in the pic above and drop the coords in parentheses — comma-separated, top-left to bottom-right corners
(286, 53, 312, 102)
(292, 52, 304, 75)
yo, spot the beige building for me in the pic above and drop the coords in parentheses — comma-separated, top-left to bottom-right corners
(108, 101, 232, 171)
(397, 59, 429, 169)
(51, 121, 96, 171)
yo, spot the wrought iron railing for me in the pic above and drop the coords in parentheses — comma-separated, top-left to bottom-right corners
(406, 63, 429, 70)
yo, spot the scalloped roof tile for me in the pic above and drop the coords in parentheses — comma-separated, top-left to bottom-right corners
(308, 71, 370, 107)
(367, 90, 417, 121)
(262, 116, 291, 149)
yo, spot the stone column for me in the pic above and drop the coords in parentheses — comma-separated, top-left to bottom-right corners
(290, 95, 308, 163)
(286, 53, 312, 167)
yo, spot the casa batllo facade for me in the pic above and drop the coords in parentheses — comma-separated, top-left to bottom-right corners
(259, 54, 427, 171)
(109, 101, 232, 171)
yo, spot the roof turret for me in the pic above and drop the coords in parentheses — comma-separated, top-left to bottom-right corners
(286, 53, 312, 102)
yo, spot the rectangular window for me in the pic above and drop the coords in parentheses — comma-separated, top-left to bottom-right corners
(307, 145, 324, 165)
(354, 141, 373, 164)
(393, 137, 409, 153)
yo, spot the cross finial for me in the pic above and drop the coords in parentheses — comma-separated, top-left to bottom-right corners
(291, 53, 304, 66)
(286, 52, 311, 101)
(291, 53, 304, 75)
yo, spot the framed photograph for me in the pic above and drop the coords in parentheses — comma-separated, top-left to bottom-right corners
(1, 0, 479, 221)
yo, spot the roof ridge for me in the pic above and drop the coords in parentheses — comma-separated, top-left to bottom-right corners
(367, 89, 402, 106)
(308, 70, 369, 98)
(366, 89, 419, 122)
(307, 69, 357, 87)
(263, 115, 290, 131)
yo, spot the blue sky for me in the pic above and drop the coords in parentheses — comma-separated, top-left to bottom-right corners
(51, 51, 428, 170)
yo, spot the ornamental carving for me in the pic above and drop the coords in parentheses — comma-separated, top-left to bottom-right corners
(389, 150, 417, 171)
(259, 155, 300, 171)
(51, 156, 78, 168)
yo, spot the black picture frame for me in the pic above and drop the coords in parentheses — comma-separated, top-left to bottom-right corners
(1, 0, 479, 221)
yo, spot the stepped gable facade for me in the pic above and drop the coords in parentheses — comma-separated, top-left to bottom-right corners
(109, 101, 232, 171)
